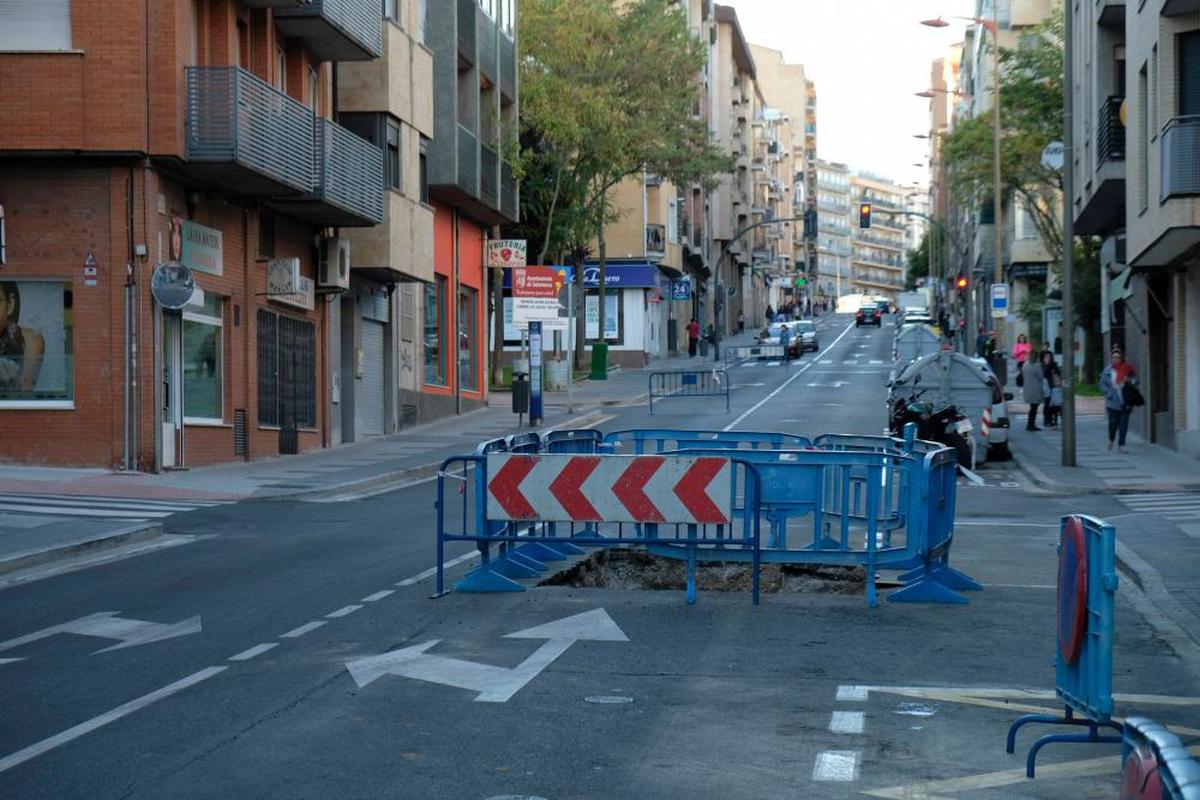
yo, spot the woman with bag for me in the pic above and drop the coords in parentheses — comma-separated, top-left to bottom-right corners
(1099, 348, 1140, 452)
(1041, 350, 1062, 428)
(1021, 356, 1045, 431)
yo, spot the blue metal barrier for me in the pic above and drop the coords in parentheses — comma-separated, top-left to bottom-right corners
(1122, 717, 1200, 799)
(724, 343, 787, 367)
(604, 429, 811, 454)
(647, 369, 731, 414)
(434, 454, 763, 604)
(1006, 514, 1123, 777)
(507, 431, 542, 453)
(543, 428, 604, 453)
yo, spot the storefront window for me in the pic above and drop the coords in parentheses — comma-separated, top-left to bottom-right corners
(424, 276, 446, 386)
(183, 293, 223, 422)
(458, 286, 477, 391)
(0, 280, 73, 407)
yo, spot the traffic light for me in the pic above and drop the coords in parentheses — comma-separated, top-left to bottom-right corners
(794, 273, 808, 288)
(955, 274, 968, 291)
(858, 203, 872, 229)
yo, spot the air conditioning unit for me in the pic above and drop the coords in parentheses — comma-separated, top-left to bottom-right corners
(318, 236, 351, 292)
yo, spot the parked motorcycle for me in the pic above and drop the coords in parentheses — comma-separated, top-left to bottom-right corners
(889, 390, 973, 467)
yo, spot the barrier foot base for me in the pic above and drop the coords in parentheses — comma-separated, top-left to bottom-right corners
(552, 541, 588, 556)
(515, 542, 567, 562)
(1024, 727, 1124, 778)
(490, 555, 541, 580)
(802, 536, 842, 551)
(453, 566, 526, 593)
(506, 550, 549, 572)
(886, 576, 967, 604)
(931, 564, 983, 592)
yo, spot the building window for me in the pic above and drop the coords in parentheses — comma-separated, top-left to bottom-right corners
(258, 209, 275, 259)
(274, 45, 286, 93)
(0, 280, 74, 407)
(183, 293, 223, 423)
(416, 0, 426, 44)
(308, 67, 320, 113)
(383, 0, 399, 23)
(1138, 63, 1148, 212)
(0, 0, 71, 50)
(386, 120, 401, 190)
(256, 309, 316, 428)
(423, 276, 446, 386)
(458, 286, 477, 391)
(419, 137, 430, 203)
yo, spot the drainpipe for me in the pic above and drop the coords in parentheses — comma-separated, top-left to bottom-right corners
(124, 170, 137, 472)
(453, 209, 461, 415)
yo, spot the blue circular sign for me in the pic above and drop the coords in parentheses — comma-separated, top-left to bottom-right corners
(1057, 516, 1088, 664)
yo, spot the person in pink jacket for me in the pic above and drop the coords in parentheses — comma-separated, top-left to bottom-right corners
(1012, 333, 1033, 369)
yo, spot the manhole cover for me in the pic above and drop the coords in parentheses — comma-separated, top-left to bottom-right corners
(585, 695, 634, 705)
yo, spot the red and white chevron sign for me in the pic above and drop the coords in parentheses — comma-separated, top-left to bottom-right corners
(486, 454, 732, 525)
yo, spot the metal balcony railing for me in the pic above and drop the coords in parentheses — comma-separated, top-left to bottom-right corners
(646, 224, 666, 255)
(478, 7, 497, 81)
(457, 0, 476, 62)
(315, 118, 384, 224)
(457, 124, 478, 194)
(1097, 95, 1125, 167)
(499, 33, 516, 99)
(275, 0, 382, 60)
(480, 142, 498, 208)
(185, 67, 314, 194)
(501, 161, 518, 221)
(1161, 116, 1200, 200)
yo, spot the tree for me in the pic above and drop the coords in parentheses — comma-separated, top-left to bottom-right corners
(905, 226, 946, 291)
(515, 0, 731, 368)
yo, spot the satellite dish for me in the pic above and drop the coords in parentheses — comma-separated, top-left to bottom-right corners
(151, 261, 196, 310)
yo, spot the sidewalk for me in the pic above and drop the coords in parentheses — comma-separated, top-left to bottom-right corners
(0, 337, 754, 577)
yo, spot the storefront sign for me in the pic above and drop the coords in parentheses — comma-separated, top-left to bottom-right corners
(267, 257, 301, 296)
(179, 220, 223, 276)
(486, 239, 527, 269)
(271, 275, 315, 311)
(512, 265, 567, 324)
(586, 294, 619, 340)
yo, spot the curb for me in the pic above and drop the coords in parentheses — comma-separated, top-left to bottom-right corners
(0, 521, 163, 578)
(287, 408, 610, 502)
(1012, 450, 1200, 496)
(1115, 540, 1200, 680)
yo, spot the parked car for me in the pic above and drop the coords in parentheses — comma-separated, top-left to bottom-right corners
(875, 299, 891, 316)
(856, 306, 882, 327)
(793, 319, 819, 352)
(758, 322, 803, 358)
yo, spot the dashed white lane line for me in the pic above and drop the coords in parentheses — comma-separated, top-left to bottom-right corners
(326, 604, 362, 619)
(829, 710, 865, 734)
(281, 620, 328, 639)
(361, 589, 394, 602)
(0, 666, 226, 775)
(837, 685, 868, 701)
(397, 549, 480, 587)
(813, 751, 860, 781)
(228, 643, 279, 662)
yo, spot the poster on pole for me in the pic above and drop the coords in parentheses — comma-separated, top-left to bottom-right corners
(486, 239, 527, 269)
(512, 266, 567, 325)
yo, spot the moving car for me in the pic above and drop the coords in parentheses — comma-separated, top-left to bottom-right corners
(793, 319, 819, 352)
(856, 306, 882, 327)
(758, 322, 803, 358)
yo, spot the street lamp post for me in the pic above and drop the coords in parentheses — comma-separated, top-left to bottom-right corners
(922, 11, 1005, 380)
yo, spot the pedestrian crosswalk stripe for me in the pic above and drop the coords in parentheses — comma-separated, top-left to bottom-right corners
(0, 493, 223, 521)
(0, 493, 223, 510)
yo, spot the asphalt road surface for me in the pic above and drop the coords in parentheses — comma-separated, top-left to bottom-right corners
(2, 313, 1197, 799)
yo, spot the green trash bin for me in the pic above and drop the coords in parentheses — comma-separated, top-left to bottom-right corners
(589, 342, 609, 380)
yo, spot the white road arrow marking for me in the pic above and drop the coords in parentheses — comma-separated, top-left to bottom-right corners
(0, 611, 202, 657)
(805, 381, 848, 389)
(345, 608, 628, 703)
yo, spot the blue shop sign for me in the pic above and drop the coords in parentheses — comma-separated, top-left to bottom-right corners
(502, 264, 663, 289)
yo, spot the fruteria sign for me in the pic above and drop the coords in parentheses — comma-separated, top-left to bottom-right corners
(512, 265, 566, 324)
(486, 239, 527, 269)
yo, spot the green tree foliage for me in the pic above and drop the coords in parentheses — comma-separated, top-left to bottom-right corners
(905, 226, 946, 291)
(514, 0, 731, 365)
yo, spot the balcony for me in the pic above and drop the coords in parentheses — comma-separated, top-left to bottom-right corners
(184, 67, 314, 197)
(478, 6, 497, 82)
(272, 118, 385, 226)
(1161, 116, 1200, 201)
(1097, 96, 1125, 167)
(457, 124, 477, 194)
(499, 33, 516, 100)
(646, 224, 666, 258)
(1097, 1, 1125, 27)
(1162, 0, 1200, 14)
(457, 0, 477, 64)
(480, 142, 498, 208)
(501, 162, 518, 222)
(275, 0, 382, 61)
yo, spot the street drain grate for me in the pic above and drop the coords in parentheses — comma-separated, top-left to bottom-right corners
(539, 549, 865, 594)
(585, 695, 634, 705)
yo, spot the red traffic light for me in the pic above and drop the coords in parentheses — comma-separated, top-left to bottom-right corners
(955, 275, 968, 290)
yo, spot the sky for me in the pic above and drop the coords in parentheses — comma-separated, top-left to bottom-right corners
(732, 0, 977, 189)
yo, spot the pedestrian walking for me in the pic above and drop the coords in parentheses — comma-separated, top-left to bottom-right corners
(1021, 356, 1045, 431)
(764, 305, 774, 325)
(1099, 347, 1141, 452)
(779, 323, 791, 360)
(686, 317, 700, 358)
(975, 326, 988, 358)
(1040, 350, 1062, 428)
(737, 310, 745, 334)
(1012, 333, 1033, 369)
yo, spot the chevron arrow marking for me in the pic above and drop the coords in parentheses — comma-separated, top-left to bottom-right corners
(611, 457, 666, 523)
(548, 456, 602, 521)
(673, 458, 728, 523)
(487, 455, 538, 519)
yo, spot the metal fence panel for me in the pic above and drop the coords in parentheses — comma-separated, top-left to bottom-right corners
(317, 118, 385, 223)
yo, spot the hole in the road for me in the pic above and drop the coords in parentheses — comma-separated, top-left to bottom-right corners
(539, 549, 866, 594)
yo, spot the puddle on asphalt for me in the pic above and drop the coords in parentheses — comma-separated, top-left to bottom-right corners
(539, 549, 865, 595)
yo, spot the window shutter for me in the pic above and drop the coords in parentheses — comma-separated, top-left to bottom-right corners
(0, 0, 71, 50)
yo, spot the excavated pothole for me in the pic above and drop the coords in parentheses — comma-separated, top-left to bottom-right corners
(538, 549, 865, 595)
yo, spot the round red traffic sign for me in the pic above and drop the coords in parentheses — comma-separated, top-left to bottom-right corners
(1057, 516, 1088, 664)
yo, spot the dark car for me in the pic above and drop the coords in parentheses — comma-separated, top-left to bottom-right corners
(856, 306, 882, 327)
(875, 299, 891, 316)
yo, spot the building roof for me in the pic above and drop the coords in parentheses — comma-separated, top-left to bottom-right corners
(714, 5, 756, 79)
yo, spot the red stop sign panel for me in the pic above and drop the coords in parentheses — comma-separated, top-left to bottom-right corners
(1057, 516, 1089, 665)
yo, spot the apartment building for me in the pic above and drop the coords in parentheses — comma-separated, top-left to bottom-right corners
(1071, 0, 1200, 455)
(850, 173, 908, 298)
(815, 159, 853, 301)
(0, 0, 387, 469)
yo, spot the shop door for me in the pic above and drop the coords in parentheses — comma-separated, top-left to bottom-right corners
(358, 319, 386, 436)
(161, 312, 184, 468)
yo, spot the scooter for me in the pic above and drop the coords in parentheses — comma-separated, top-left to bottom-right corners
(889, 391, 973, 467)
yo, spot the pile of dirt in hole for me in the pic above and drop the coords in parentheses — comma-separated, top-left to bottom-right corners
(538, 549, 865, 594)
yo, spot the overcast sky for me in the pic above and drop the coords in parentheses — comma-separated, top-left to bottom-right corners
(733, 0, 976, 188)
